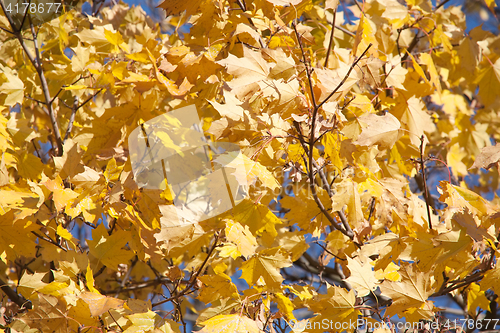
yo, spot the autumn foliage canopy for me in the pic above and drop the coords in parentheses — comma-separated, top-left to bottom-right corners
(1, 0, 500, 331)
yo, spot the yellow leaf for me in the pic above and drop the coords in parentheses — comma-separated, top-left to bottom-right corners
(346, 257, 378, 297)
(63, 84, 88, 90)
(268, 35, 295, 48)
(381, 0, 409, 29)
(0, 70, 24, 106)
(391, 96, 434, 147)
(474, 59, 500, 105)
(438, 181, 495, 217)
(306, 286, 361, 330)
(17, 272, 48, 299)
(374, 261, 401, 282)
(225, 220, 257, 259)
(79, 291, 125, 317)
(466, 282, 490, 315)
(470, 142, 500, 171)
(199, 314, 261, 333)
(419, 53, 442, 95)
(42, 174, 78, 212)
(352, 15, 378, 57)
(158, 0, 205, 17)
(12, 294, 72, 332)
(227, 199, 282, 246)
(354, 113, 401, 150)
(198, 273, 239, 304)
(275, 292, 295, 320)
(379, 262, 432, 318)
(56, 224, 76, 249)
(124, 310, 157, 333)
(240, 247, 292, 290)
(458, 37, 479, 76)
(331, 179, 364, 229)
(87, 223, 134, 270)
(85, 263, 99, 294)
(104, 157, 123, 183)
(214, 152, 279, 190)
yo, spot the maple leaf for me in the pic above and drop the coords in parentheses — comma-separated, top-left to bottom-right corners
(199, 314, 261, 333)
(379, 262, 433, 318)
(86, 223, 135, 271)
(470, 143, 500, 171)
(224, 219, 258, 258)
(345, 257, 378, 297)
(12, 294, 73, 333)
(79, 292, 125, 317)
(474, 58, 500, 106)
(214, 151, 280, 190)
(198, 273, 239, 304)
(3, 0, 500, 329)
(306, 285, 361, 332)
(391, 96, 434, 147)
(240, 247, 292, 290)
(354, 113, 402, 149)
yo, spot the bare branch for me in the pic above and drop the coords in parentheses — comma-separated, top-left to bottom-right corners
(0, 5, 66, 156)
(419, 135, 433, 230)
(317, 44, 372, 110)
(324, 10, 336, 68)
(0, 277, 32, 310)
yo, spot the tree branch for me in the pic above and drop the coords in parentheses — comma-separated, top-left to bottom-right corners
(0, 277, 32, 310)
(324, 10, 336, 68)
(151, 233, 220, 308)
(293, 22, 371, 240)
(0, 3, 65, 156)
(419, 135, 433, 230)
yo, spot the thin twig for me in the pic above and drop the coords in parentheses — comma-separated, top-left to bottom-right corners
(32, 139, 41, 158)
(436, 0, 451, 10)
(335, 25, 355, 37)
(151, 233, 220, 308)
(293, 21, 358, 239)
(317, 44, 372, 110)
(64, 96, 79, 142)
(114, 256, 138, 297)
(235, 0, 265, 48)
(31, 231, 68, 251)
(107, 310, 124, 331)
(419, 135, 433, 230)
(367, 197, 376, 222)
(324, 10, 336, 68)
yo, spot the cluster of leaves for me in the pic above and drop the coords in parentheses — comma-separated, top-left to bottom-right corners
(0, 0, 500, 332)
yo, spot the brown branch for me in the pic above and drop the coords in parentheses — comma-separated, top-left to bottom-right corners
(63, 89, 103, 142)
(0, 3, 65, 156)
(0, 277, 32, 310)
(235, 0, 265, 48)
(419, 135, 433, 230)
(334, 25, 355, 37)
(31, 231, 68, 252)
(114, 256, 138, 297)
(401, 31, 421, 64)
(151, 233, 220, 308)
(324, 10, 336, 68)
(317, 44, 372, 110)
(102, 277, 175, 295)
(436, 0, 451, 10)
(64, 96, 79, 142)
(292, 121, 348, 235)
(367, 197, 375, 222)
(293, 22, 370, 240)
